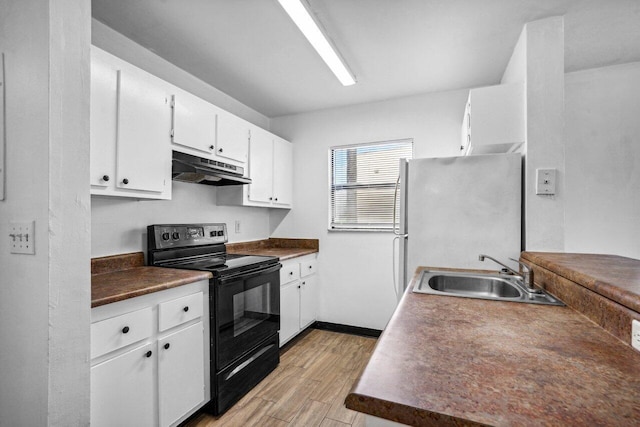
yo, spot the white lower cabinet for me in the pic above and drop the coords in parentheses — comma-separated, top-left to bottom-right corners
(279, 254, 318, 347)
(299, 274, 317, 330)
(91, 342, 155, 427)
(90, 280, 209, 427)
(280, 280, 301, 345)
(158, 322, 205, 427)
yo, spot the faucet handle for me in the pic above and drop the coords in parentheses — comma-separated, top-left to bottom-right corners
(508, 258, 538, 292)
(508, 258, 531, 272)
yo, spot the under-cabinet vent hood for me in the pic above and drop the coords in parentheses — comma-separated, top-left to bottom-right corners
(172, 151, 251, 186)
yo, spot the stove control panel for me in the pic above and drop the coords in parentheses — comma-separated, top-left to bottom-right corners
(148, 223, 227, 250)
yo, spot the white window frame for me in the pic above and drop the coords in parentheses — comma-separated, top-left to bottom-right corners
(328, 138, 413, 232)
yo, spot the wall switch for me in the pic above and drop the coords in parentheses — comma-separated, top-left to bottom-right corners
(632, 319, 640, 351)
(235, 220, 241, 234)
(536, 168, 557, 195)
(10, 221, 35, 254)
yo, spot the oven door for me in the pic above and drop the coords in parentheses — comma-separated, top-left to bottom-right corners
(215, 263, 281, 370)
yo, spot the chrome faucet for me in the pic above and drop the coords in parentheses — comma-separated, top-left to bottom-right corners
(478, 254, 538, 293)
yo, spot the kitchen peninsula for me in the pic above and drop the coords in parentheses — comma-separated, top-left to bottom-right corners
(346, 253, 640, 426)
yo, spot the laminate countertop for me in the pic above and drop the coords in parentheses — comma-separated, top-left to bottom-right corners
(226, 238, 319, 261)
(91, 252, 211, 308)
(346, 259, 640, 426)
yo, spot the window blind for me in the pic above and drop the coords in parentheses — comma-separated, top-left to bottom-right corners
(329, 139, 413, 231)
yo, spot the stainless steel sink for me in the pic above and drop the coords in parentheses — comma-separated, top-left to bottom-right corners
(413, 270, 564, 306)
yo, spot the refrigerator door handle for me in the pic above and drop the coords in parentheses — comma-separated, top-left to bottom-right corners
(392, 233, 408, 299)
(392, 174, 402, 236)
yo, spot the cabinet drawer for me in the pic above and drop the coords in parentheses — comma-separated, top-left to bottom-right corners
(158, 292, 203, 332)
(280, 263, 300, 285)
(300, 259, 317, 277)
(91, 307, 153, 359)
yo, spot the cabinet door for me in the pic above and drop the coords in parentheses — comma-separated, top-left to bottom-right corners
(216, 109, 249, 163)
(90, 48, 117, 188)
(467, 83, 524, 155)
(91, 342, 155, 427)
(247, 126, 274, 204)
(280, 280, 301, 347)
(116, 64, 171, 194)
(158, 322, 205, 427)
(172, 89, 217, 155)
(299, 275, 317, 330)
(272, 137, 293, 207)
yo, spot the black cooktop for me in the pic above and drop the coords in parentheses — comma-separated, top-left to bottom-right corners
(147, 223, 279, 278)
(155, 253, 278, 277)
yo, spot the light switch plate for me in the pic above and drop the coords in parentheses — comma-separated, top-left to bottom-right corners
(10, 221, 35, 254)
(536, 168, 556, 195)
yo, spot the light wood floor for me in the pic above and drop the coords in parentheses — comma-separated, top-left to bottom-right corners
(184, 328, 378, 427)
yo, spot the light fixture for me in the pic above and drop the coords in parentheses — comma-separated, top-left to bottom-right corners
(278, 0, 356, 86)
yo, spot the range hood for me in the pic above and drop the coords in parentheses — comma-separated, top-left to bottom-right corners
(172, 151, 251, 186)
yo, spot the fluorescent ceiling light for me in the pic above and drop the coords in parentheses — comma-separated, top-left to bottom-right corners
(278, 0, 356, 86)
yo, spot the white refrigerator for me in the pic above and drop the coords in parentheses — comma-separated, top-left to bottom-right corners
(395, 153, 522, 299)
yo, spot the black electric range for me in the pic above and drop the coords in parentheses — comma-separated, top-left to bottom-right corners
(147, 223, 281, 415)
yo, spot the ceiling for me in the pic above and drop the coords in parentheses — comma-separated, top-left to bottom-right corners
(92, 0, 640, 118)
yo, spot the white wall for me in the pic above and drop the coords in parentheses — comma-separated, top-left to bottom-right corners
(501, 17, 566, 252)
(90, 20, 275, 257)
(271, 90, 468, 330)
(522, 17, 565, 252)
(92, 19, 270, 130)
(564, 62, 640, 259)
(92, 182, 273, 257)
(0, 0, 91, 425)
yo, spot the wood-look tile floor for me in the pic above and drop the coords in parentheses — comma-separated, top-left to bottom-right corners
(184, 329, 377, 427)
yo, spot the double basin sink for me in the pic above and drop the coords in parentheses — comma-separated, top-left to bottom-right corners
(414, 270, 564, 306)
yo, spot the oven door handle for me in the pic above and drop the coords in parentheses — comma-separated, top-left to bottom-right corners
(218, 263, 282, 284)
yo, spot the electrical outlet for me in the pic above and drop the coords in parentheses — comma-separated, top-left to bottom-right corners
(632, 319, 640, 351)
(235, 220, 241, 234)
(9, 221, 35, 254)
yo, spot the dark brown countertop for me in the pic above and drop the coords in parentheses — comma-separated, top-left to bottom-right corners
(227, 238, 319, 261)
(345, 265, 640, 426)
(91, 252, 211, 308)
(522, 252, 640, 313)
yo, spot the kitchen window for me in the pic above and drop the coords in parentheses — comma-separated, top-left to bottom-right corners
(329, 139, 413, 231)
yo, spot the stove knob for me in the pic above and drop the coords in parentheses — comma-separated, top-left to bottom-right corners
(217, 230, 224, 236)
(161, 232, 170, 241)
(172, 232, 180, 240)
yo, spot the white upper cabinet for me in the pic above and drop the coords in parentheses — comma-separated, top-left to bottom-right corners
(90, 48, 117, 189)
(117, 65, 172, 193)
(216, 108, 249, 164)
(272, 136, 293, 207)
(171, 87, 248, 165)
(247, 125, 274, 204)
(90, 46, 172, 199)
(463, 82, 525, 156)
(217, 125, 293, 209)
(171, 88, 217, 155)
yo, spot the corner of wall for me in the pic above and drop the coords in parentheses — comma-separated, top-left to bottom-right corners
(522, 16, 565, 252)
